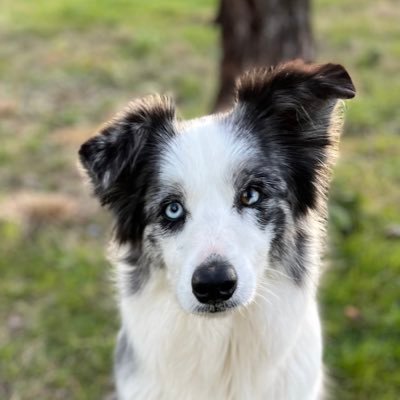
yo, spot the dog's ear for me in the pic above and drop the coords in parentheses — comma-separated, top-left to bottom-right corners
(234, 61, 355, 215)
(79, 95, 176, 242)
(235, 60, 355, 132)
(79, 95, 175, 200)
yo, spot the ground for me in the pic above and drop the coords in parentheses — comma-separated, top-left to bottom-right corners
(0, 0, 399, 399)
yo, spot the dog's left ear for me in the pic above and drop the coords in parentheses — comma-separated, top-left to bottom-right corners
(235, 60, 355, 131)
(234, 61, 355, 215)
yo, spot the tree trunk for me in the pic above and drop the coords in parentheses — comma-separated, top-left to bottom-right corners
(213, 0, 314, 112)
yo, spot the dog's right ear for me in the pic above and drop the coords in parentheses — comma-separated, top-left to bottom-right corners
(79, 95, 175, 203)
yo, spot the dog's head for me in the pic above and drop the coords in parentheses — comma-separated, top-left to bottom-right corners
(79, 61, 355, 315)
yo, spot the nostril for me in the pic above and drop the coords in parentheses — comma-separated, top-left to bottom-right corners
(191, 270, 211, 300)
(218, 279, 237, 296)
(193, 282, 209, 295)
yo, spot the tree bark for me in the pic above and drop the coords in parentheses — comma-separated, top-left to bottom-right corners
(213, 0, 314, 112)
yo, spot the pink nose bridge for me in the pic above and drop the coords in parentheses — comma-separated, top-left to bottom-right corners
(188, 198, 238, 264)
(198, 246, 224, 264)
(193, 225, 233, 265)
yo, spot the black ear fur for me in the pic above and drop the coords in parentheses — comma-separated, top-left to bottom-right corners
(79, 95, 175, 194)
(234, 61, 356, 216)
(79, 95, 175, 243)
(236, 60, 355, 115)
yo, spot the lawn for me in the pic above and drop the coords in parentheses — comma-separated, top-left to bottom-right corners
(0, 0, 399, 399)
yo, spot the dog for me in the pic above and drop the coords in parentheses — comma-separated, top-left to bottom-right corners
(79, 61, 355, 400)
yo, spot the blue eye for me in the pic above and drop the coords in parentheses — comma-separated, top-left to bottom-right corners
(240, 187, 261, 206)
(164, 202, 185, 220)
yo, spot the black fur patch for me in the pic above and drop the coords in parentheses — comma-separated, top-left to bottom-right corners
(270, 220, 310, 285)
(269, 207, 287, 259)
(123, 246, 151, 293)
(233, 61, 355, 217)
(290, 228, 309, 284)
(79, 95, 176, 245)
(233, 166, 288, 229)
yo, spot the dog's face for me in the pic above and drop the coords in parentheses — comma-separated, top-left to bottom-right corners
(151, 117, 278, 313)
(79, 61, 355, 315)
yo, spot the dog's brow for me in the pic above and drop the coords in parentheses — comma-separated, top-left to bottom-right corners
(233, 166, 286, 195)
(159, 184, 185, 199)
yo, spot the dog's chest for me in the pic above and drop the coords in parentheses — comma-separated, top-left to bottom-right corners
(166, 315, 271, 399)
(120, 297, 276, 400)
(118, 272, 322, 400)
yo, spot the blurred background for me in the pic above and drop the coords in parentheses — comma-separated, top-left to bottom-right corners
(0, 0, 399, 399)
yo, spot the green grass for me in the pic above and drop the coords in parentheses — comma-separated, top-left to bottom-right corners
(0, 229, 116, 399)
(324, 133, 400, 399)
(0, 0, 399, 398)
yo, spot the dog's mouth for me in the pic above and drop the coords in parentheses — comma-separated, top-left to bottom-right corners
(193, 300, 239, 315)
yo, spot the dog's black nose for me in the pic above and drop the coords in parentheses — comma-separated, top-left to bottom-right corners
(191, 259, 237, 304)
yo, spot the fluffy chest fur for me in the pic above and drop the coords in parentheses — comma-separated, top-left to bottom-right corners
(115, 268, 323, 400)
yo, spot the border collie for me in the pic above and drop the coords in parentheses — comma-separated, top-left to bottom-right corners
(79, 61, 355, 400)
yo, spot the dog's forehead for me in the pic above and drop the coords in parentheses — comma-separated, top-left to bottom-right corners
(159, 116, 256, 188)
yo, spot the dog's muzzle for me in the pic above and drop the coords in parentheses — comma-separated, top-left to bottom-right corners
(191, 258, 237, 304)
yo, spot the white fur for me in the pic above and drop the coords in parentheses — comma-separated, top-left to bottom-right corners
(116, 270, 323, 400)
(158, 117, 270, 313)
(112, 117, 325, 399)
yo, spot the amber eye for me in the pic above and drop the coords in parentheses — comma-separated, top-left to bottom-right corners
(240, 187, 261, 207)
